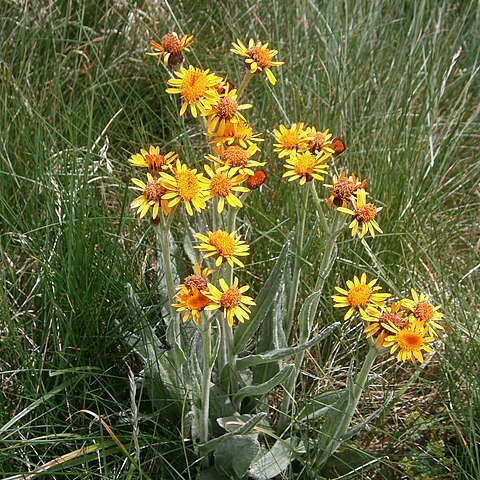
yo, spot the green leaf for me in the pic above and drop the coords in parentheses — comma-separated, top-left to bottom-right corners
(296, 390, 344, 424)
(236, 323, 340, 370)
(233, 234, 293, 354)
(249, 437, 303, 480)
(214, 435, 260, 479)
(233, 364, 295, 408)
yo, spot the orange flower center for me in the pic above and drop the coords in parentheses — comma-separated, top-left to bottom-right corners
(380, 311, 404, 329)
(144, 182, 166, 202)
(332, 138, 346, 154)
(181, 69, 209, 103)
(347, 284, 373, 309)
(247, 170, 267, 189)
(216, 98, 238, 119)
(280, 131, 300, 150)
(247, 45, 272, 68)
(293, 152, 316, 176)
(308, 132, 327, 152)
(332, 179, 356, 201)
(145, 154, 166, 169)
(185, 291, 210, 311)
(220, 286, 242, 308)
(208, 231, 236, 257)
(210, 173, 232, 197)
(176, 170, 200, 201)
(396, 330, 424, 349)
(355, 204, 377, 223)
(184, 274, 207, 291)
(221, 146, 249, 167)
(161, 33, 181, 53)
(414, 301, 434, 322)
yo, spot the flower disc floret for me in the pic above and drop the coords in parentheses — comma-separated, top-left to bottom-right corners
(325, 172, 366, 208)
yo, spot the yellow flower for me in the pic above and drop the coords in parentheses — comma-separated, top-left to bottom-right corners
(129, 145, 177, 174)
(206, 144, 265, 176)
(147, 32, 193, 67)
(333, 273, 391, 320)
(166, 65, 220, 117)
(383, 320, 435, 363)
(361, 302, 405, 349)
(273, 123, 308, 158)
(208, 119, 264, 151)
(205, 87, 252, 136)
(401, 289, 444, 336)
(160, 160, 209, 216)
(172, 262, 213, 325)
(195, 230, 249, 267)
(231, 39, 284, 85)
(204, 277, 255, 327)
(300, 127, 335, 156)
(337, 189, 383, 238)
(203, 164, 249, 213)
(282, 151, 329, 185)
(130, 173, 170, 219)
(324, 172, 367, 208)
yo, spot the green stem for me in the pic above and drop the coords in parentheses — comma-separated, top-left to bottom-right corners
(200, 317, 212, 467)
(236, 71, 253, 99)
(156, 215, 178, 339)
(310, 181, 330, 235)
(316, 344, 378, 468)
(285, 186, 309, 340)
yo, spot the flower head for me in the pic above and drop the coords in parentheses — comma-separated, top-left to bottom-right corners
(338, 189, 383, 238)
(173, 262, 212, 324)
(148, 33, 193, 66)
(195, 230, 249, 267)
(160, 160, 209, 215)
(166, 65, 220, 117)
(203, 164, 249, 213)
(362, 302, 405, 349)
(325, 172, 367, 208)
(246, 170, 267, 190)
(332, 138, 346, 155)
(401, 289, 444, 336)
(129, 145, 177, 175)
(282, 151, 329, 185)
(206, 144, 264, 176)
(205, 277, 255, 327)
(205, 87, 252, 136)
(130, 173, 170, 219)
(301, 127, 335, 156)
(273, 123, 308, 158)
(208, 119, 263, 151)
(231, 39, 284, 85)
(333, 273, 391, 320)
(383, 320, 435, 363)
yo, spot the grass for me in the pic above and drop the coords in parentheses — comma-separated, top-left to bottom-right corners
(1, 0, 479, 478)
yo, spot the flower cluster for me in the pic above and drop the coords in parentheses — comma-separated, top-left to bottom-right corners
(333, 274, 444, 363)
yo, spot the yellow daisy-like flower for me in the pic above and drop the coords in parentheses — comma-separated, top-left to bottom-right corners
(172, 262, 213, 325)
(208, 119, 264, 151)
(300, 127, 335, 156)
(130, 173, 170, 219)
(195, 230, 249, 267)
(383, 320, 435, 363)
(362, 302, 405, 349)
(147, 32, 193, 67)
(204, 277, 255, 327)
(333, 273, 391, 320)
(129, 145, 177, 175)
(324, 172, 367, 208)
(231, 39, 284, 85)
(337, 189, 383, 239)
(206, 144, 265, 176)
(205, 87, 252, 136)
(282, 151, 329, 185)
(273, 123, 308, 158)
(203, 164, 249, 213)
(401, 289, 444, 336)
(160, 160, 209, 216)
(166, 65, 220, 118)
